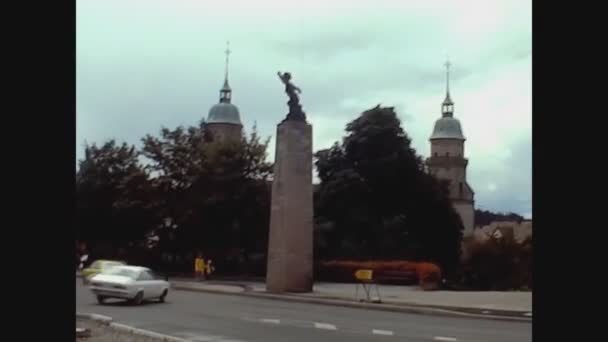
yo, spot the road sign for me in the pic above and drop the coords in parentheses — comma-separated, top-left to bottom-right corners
(355, 269, 373, 281)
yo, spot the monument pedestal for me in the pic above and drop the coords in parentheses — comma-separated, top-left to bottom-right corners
(266, 119, 313, 293)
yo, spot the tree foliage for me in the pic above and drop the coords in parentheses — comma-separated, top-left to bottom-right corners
(474, 209, 524, 226)
(140, 123, 273, 260)
(76, 140, 156, 245)
(314, 106, 464, 271)
(461, 233, 532, 290)
(76, 123, 273, 272)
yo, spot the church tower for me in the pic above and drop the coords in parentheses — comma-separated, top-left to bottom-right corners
(426, 61, 475, 236)
(206, 41, 243, 144)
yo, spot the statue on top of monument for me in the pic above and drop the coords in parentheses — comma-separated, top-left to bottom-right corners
(277, 71, 306, 121)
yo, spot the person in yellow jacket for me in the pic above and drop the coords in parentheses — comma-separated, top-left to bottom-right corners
(194, 252, 205, 281)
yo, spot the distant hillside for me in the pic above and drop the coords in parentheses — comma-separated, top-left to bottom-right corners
(474, 209, 524, 227)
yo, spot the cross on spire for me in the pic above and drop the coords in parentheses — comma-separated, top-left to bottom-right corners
(224, 41, 231, 82)
(442, 59, 454, 116)
(445, 59, 451, 96)
(219, 41, 232, 103)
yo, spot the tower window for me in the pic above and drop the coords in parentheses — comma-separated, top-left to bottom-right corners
(459, 182, 463, 197)
(433, 152, 438, 157)
(446, 152, 450, 157)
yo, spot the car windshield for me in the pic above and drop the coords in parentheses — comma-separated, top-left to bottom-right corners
(102, 267, 139, 279)
(102, 261, 123, 269)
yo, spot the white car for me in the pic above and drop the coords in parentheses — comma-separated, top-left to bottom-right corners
(89, 265, 170, 305)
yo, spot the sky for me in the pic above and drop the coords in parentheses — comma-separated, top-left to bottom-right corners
(77, 0, 532, 218)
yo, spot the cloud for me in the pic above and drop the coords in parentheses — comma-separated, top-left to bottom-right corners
(77, 0, 531, 216)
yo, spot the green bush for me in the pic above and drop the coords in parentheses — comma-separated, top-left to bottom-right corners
(460, 231, 532, 291)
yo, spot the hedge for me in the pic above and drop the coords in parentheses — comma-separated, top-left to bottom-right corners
(319, 260, 442, 290)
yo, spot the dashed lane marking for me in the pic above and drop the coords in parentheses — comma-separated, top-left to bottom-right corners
(434, 337, 458, 342)
(314, 322, 337, 330)
(177, 332, 244, 342)
(260, 319, 281, 324)
(372, 329, 394, 336)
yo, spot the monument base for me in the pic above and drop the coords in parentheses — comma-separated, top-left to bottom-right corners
(266, 119, 313, 293)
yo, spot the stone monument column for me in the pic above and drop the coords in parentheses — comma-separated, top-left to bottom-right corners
(266, 72, 314, 293)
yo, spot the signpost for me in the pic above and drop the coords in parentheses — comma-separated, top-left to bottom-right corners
(354, 269, 382, 303)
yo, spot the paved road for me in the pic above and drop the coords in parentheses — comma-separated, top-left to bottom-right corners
(76, 281, 531, 342)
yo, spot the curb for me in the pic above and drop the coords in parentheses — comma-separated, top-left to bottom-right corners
(77, 312, 113, 323)
(171, 283, 246, 295)
(171, 283, 532, 323)
(77, 312, 193, 342)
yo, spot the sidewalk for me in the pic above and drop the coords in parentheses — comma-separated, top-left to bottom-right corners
(170, 278, 532, 322)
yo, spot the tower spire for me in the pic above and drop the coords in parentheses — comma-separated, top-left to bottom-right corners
(442, 59, 454, 117)
(219, 41, 232, 103)
(445, 59, 450, 97)
(224, 40, 231, 85)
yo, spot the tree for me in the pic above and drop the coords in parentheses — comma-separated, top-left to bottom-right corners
(314, 106, 464, 271)
(76, 119, 274, 275)
(76, 140, 156, 251)
(141, 124, 207, 238)
(463, 231, 532, 290)
(140, 122, 273, 269)
(474, 209, 524, 226)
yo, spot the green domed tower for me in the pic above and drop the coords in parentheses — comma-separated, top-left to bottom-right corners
(206, 42, 243, 144)
(426, 61, 475, 236)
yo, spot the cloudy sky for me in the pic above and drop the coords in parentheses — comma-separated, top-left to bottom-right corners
(77, 0, 532, 218)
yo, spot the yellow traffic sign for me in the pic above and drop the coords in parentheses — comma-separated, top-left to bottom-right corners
(354, 269, 373, 281)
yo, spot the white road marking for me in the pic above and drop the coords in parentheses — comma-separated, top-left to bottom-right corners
(261, 319, 281, 324)
(314, 322, 337, 330)
(372, 329, 394, 336)
(482, 310, 491, 314)
(524, 312, 532, 316)
(178, 332, 236, 341)
(188, 337, 215, 342)
(434, 337, 458, 342)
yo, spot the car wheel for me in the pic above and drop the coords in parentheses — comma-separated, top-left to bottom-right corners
(132, 291, 144, 305)
(159, 290, 168, 303)
(96, 295, 106, 305)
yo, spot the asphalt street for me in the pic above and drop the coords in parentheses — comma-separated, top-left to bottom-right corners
(76, 281, 531, 342)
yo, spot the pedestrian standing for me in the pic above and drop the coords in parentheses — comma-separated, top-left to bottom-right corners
(194, 252, 205, 281)
(205, 259, 215, 280)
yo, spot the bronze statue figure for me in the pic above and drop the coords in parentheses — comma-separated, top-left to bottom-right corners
(277, 71, 306, 121)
